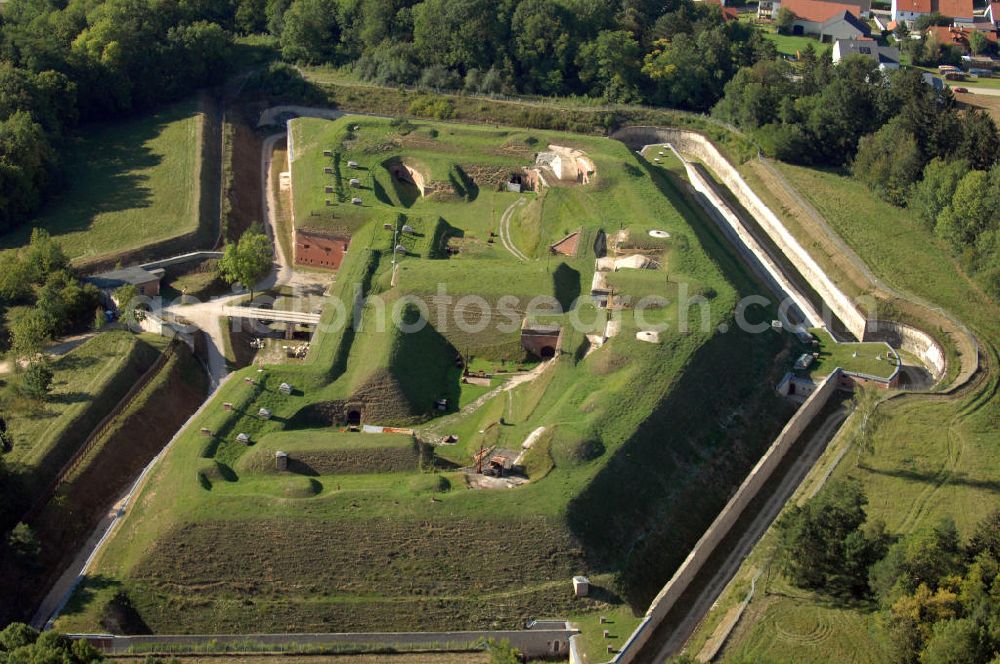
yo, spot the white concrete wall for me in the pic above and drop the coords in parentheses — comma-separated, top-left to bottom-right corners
(614, 127, 870, 340)
(865, 319, 946, 379)
(610, 371, 841, 664)
(657, 143, 823, 329)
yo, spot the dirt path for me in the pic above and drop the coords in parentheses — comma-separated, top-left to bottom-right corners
(0, 332, 97, 374)
(498, 197, 529, 261)
(460, 360, 553, 415)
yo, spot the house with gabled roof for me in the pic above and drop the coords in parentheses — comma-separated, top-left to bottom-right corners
(891, 0, 974, 25)
(777, 0, 871, 39)
(833, 38, 901, 68)
(988, 3, 1000, 28)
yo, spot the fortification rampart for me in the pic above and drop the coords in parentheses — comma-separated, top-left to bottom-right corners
(610, 370, 842, 663)
(612, 127, 869, 340)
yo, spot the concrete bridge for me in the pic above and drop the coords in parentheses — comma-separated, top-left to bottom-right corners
(221, 306, 321, 339)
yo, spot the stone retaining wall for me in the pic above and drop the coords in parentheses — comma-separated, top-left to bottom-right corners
(610, 371, 842, 664)
(75, 627, 578, 659)
(612, 127, 870, 340)
(865, 319, 946, 380)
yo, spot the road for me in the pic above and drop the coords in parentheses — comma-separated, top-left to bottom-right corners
(640, 405, 850, 663)
(498, 197, 529, 261)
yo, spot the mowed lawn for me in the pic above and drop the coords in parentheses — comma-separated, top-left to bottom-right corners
(0, 98, 204, 262)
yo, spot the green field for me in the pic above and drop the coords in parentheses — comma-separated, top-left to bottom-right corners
(761, 28, 830, 58)
(0, 98, 206, 263)
(806, 328, 898, 381)
(0, 331, 170, 491)
(682, 163, 1000, 664)
(57, 116, 798, 658)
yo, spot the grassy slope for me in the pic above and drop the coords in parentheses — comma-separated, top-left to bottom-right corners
(682, 165, 1000, 664)
(1, 331, 169, 489)
(57, 117, 797, 647)
(0, 98, 204, 262)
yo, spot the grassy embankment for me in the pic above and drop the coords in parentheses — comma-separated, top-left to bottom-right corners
(1, 331, 170, 494)
(682, 163, 1000, 664)
(0, 97, 209, 266)
(57, 116, 796, 659)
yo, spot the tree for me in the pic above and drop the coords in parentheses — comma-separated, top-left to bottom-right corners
(92, 307, 107, 332)
(713, 60, 795, 130)
(776, 480, 887, 596)
(936, 170, 993, 252)
(21, 360, 54, 401)
(968, 30, 989, 57)
(576, 31, 642, 103)
(852, 120, 923, 206)
(920, 618, 986, 664)
(114, 284, 147, 329)
(280, 0, 341, 63)
(8, 309, 52, 360)
(487, 639, 521, 664)
(0, 623, 102, 664)
(910, 159, 969, 230)
(218, 226, 273, 300)
(958, 110, 1000, 171)
(775, 7, 795, 34)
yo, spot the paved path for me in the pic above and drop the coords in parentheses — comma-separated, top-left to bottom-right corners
(640, 405, 849, 663)
(31, 372, 237, 629)
(498, 197, 529, 261)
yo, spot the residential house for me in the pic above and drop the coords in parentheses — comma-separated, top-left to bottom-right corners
(988, 3, 1000, 28)
(926, 25, 998, 54)
(891, 0, 974, 25)
(775, 0, 871, 39)
(832, 38, 902, 68)
(760, 0, 871, 19)
(705, 0, 740, 21)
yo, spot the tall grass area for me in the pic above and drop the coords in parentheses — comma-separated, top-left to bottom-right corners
(0, 98, 206, 264)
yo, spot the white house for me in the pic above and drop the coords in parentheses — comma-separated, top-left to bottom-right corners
(891, 0, 974, 25)
(832, 39, 902, 69)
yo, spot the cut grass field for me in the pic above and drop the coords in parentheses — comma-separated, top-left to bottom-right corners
(807, 328, 897, 381)
(0, 98, 205, 263)
(57, 116, 798, 660)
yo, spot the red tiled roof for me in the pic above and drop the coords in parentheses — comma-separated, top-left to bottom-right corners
(926, 25, 997, 49)
(895, 0, 932, 13)
(933, 0, 973, 19)
(782, 0, 862, 21)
